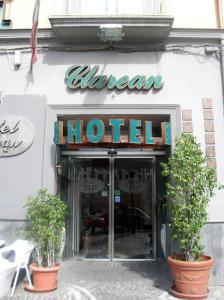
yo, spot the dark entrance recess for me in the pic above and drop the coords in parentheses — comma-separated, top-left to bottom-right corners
(58, 114, 171, 260)
(68, 156, 156, 260)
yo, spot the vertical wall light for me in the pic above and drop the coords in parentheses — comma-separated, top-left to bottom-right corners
(56, 163, 63, 176)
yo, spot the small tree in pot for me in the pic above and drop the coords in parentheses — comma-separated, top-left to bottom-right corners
(24, 189, 67, 292)
(161, 133, 217, 299)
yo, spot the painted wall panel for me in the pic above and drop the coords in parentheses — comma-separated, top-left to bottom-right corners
(0, 95, 46, 219)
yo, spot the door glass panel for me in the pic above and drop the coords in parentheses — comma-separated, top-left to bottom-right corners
(114, 159, 154, 259)
(74, 159, 109, 258)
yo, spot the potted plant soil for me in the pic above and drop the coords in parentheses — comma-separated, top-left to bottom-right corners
(24, 189, 67, 292)
(161, 133, 217, 299)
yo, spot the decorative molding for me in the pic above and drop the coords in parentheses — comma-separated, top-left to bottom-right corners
(48, 104, 181, 150)
(202, 98, 216, 171)
(49, 15, 174, 26)
(182, 109, 193, 133)
(182, 110, 192, 121)
(202, 98, 213, 109)
(48, 103, 181, 110)
(204, 120, 215, 132)
(0, 29, 54, 43)
(207, 158, 217, 169)
(182, 122, 193, 133)
(0, 27, 224, 47)
(205, 133, 215, 145)
(168, 28, 224, 43)
(203, 110, 214, 120)
(205, 146, 216, 157)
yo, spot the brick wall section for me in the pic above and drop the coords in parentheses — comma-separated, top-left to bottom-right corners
(182, 109, 193, 133)
(202, 98, 216, 171)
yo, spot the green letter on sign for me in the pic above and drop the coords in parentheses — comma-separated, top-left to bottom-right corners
(144, 121, 155, 144)
(162, 122, 171, 145)
(109, 119, 124, 143)
(87, 119, 105, 143)
(54, 121, 64, 144)
(129, 119, 141, 144)
(67, 120, 83, 144)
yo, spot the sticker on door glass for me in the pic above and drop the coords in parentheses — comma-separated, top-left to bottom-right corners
(115, 196, 121, 203)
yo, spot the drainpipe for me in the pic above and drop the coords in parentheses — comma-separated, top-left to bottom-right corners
(220, 38, 224, 112)
(216, 0, 224, 29)
(216, 0, 224, 111)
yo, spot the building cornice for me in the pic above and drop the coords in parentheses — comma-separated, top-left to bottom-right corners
(0, 27, 224, 48)
(49, 15, 174, 25)
(0, 29, 54, 43)
(168, 28, 224, 43)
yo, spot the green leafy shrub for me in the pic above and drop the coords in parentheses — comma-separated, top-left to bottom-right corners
(25, 189, 67, 267)
(161, 133, 217, 261)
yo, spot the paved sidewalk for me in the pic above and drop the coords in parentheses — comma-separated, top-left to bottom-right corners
(2, 260, 224, 300)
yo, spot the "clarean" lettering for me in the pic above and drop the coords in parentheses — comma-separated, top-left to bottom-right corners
(65, 65, 164, 91)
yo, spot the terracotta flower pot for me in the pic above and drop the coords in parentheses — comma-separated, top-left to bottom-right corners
(26, 263, 60, 292)
(168, 255, 213, 299)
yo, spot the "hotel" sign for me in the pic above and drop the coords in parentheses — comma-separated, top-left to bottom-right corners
(54, 118, 171, 146)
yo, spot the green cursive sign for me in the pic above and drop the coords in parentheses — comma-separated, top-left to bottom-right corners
(65, 64, 164, 91)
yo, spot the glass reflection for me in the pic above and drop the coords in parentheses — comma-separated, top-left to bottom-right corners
(75, 159, 109, 258)
(114, 159, 153, 259)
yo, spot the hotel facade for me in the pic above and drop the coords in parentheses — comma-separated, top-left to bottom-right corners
(0, 0, 224, 285)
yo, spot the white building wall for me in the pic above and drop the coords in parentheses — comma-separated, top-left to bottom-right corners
(9, 0, 65, 29)
(0, 50, 223, 222)
(8, 0, 221, 29)
(165, 0, 218, 28)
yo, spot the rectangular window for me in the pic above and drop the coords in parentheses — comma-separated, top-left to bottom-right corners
(67, 0, 162, 15)
(0, 1, 11, 29)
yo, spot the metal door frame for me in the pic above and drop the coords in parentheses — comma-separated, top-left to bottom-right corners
(65, 150, 160, 261)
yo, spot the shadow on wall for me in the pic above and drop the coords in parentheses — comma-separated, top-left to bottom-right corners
(42, 51, 163, 66)
(0, 221, 27, 244)
(41, 51, 163, 105)
(201, 223, 224, 285)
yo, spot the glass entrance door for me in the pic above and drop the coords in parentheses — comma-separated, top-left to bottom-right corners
(73, 158, 110, 259)
(72, 156, 155, 260)
(113, 158, 154, 259)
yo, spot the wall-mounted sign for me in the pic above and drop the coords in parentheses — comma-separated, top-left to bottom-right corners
(78, 179, 105, 193)
(0, 115, 35, 157)
(54, 118, 171, 146)
(118, 180, 148, 193)
(65, 64, 163, 92)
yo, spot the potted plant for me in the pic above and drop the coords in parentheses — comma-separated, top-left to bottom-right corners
(161, 133, 217, 299)
(24, 189, 67, 292)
